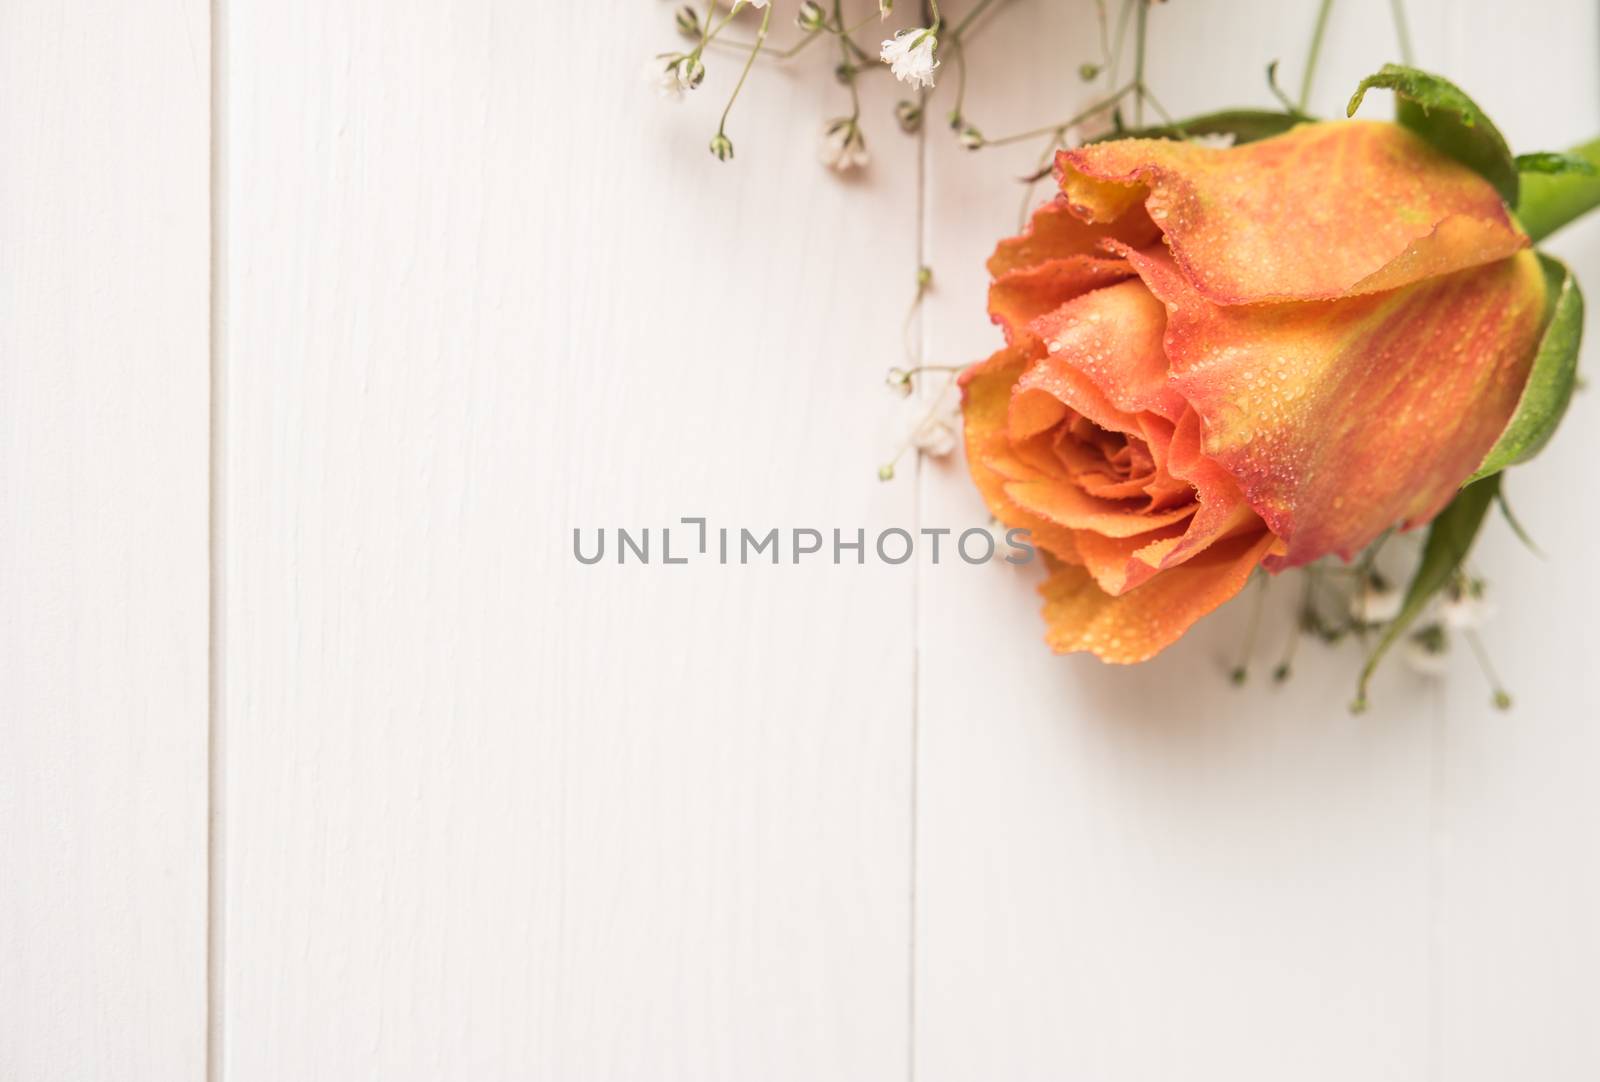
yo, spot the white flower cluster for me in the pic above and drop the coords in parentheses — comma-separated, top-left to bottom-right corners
(879, 28, 938, 89)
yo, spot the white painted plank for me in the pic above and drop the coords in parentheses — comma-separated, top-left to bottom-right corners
(1416, 2, 1600, 1075)
(916, 1, 1598, 1078)
(222, 3, 915, 1079)
(0, 2, 210, 1080)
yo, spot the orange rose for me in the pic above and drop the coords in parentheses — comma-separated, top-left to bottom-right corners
(962, 120, 1547, 663)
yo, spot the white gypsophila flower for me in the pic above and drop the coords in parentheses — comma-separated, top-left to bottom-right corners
(1351, 577, 1403, 625)
(911, 382, 961, 458)
(1440, 582, 1495, 631)
(880, 29, 938, 89)
(1188, 132, 1237, 149)
(914, 415, 958, 457)
(819, 120, 869, 172)
(648, 56, 689, 99)
(1403, 625, 1452, 678)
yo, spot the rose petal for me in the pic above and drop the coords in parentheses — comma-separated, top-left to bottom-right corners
(1037, 530, 1282, 663)
(989, 255, 1135, 345)
(959, 346, 1083, 563)
(988, 197, 1159, 279)
(1056, 121, 1528, 305)
(1124, 244, 1547, 565)
(1003, 478, 1197, 539)
(1028, 277, 1187, 421)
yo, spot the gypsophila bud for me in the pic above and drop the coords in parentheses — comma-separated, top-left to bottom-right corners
(819, 119, 869, 172)
(895, 100, 923, 134)
(959, 125, 984, 150)
(797, 0, 826, 32)
(709, 132, 734, 161)
(648, 54, 695, 100)
(885, 367, 913, 397)
(878, 463, 896, 481)
(1078, 62, 1101, 81)
(682, 54, 706, 89)
(675, 5, 700, 37)
(834, 62, 858, 85)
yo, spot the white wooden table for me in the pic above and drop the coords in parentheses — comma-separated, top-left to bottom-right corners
(3, 1, 1597, 1079)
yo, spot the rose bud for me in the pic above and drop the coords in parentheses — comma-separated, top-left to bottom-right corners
(961, 120, 1545, 663)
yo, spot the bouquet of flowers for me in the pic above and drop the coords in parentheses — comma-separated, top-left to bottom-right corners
(654, 1, 1599, 708)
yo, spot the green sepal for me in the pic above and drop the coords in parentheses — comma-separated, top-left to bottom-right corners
(1515, 151, 1598, 177)
(1347, 64, 1518, 206)
(1467, 254, 1583, 483)
(1516, 137, 1600, 242)
(1354, 475, 1500, 709)
(1093, 109, 1305, 147)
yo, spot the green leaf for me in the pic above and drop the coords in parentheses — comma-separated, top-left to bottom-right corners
(1092, 109, 1305, 147)
(1516, 136, 1600, 242)
(1494, 486, 1543, 558)
(1467, 254, 1583, 483)
(1515, 151, 1598, 177)
(1354, 475, 1500, 709)
(1347, 64, 1518, 206)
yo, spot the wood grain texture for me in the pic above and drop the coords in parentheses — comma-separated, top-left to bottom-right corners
(221, 2, 916, 1078)
(1416, 4, 1600, 1074)
(5, 1, 1588, 1079)
(0, 2, 210, 1080)
(914, 2, 1600, 1079)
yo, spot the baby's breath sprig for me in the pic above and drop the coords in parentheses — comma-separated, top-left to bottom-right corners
(878, 366, 963, 481)
(710, 1, 772, 160)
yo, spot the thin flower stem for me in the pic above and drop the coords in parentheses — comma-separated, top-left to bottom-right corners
(1139, 85, 1180, 130)
(1107, 0, 1134, 90)
(1298, 0, 1334, 112)
(717, 3, 771, 138)
(1017, 128, 1064, 226)
(951, 0, 1001, 38)
(701, 1, 745, 49)
(950, 37, 969, 122)
(697, 1, 721, 49)
(984, 80, 1136, 147)
(837, 16, 863, 123)
(1232, 573, 1269, 684)
(1133, 0, 1148, 126)
(709, 28, 821, 59)
(1464, 629, 1512, 709)
(1266, 60, 1300, 115)
(713, 11, 875, 58)
(1274, 571, 1314, 681)
(1095, 0, 1111, 68)
(1389, 0, 1414, 65)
